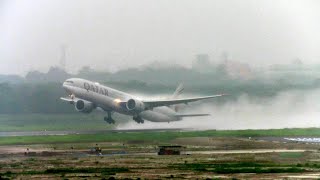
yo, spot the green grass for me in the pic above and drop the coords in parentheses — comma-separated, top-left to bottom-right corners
(172, 163, 307, 174)
(44, 167, 129, 175)
(0, 113, 123, 131)
(279, 152, 304, 159)
(214, 167, 305, 174)
(1, 113, 320, 136)
(0, 128, 320, 145)
(0, 167, 129, 177)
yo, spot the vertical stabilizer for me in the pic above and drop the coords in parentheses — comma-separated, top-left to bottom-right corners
(172, 83, 184, 99)
(171, 83, 184, 112)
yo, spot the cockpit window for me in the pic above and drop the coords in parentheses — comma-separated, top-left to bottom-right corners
(65, 80, 74, 83)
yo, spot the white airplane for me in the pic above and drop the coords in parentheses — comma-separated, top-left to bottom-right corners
(61, 78, 226, 124)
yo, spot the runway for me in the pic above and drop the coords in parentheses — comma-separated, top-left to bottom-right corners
(0, 128, 186, 137)
(256, 136, 320, 143)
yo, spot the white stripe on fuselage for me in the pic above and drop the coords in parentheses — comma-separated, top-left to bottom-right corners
(63, 78, 180, 122)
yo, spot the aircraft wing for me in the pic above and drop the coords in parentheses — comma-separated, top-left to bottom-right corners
(143, 94, 226, 108)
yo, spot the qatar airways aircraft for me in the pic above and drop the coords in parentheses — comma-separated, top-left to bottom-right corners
(61, 78, 226, 124)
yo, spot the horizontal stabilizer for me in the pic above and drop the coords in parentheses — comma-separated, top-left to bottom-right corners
(175, 113, 211, 117)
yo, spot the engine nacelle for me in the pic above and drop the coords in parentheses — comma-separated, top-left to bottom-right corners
(126, 99, 145, 112)
(75, 99, 94, 113)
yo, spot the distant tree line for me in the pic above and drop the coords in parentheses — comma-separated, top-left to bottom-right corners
(0, 82, 73, 114)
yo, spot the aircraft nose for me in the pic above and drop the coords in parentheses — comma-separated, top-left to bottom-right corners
(62, 81, 72, 95)
(62, 81, 67, 88)
(62, 80, 72, 89)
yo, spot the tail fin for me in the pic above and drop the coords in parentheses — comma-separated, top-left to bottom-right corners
(171, 83, 184, 112)
(172, 83, 184, 99)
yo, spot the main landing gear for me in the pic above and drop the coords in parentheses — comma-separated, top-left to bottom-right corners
(133, 116, 144, 124)
(104, 111, 115, 124)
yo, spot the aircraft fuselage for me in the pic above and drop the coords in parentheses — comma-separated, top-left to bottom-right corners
(63, 78, 180, 122)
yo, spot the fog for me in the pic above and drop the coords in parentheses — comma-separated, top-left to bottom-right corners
(1, 0, 320, 75)
(117, 89, 320, 130)
(1, 0, 320, 130)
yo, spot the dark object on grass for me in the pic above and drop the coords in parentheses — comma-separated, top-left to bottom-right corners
(158, 145, 184, 155)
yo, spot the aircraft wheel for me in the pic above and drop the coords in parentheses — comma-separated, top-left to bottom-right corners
(104, 116, 115, 124)
(133, 116, 144, 124)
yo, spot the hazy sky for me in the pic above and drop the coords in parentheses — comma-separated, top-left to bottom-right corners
(1, 0, 320, 75)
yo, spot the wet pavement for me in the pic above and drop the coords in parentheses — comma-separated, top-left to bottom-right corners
(0, 128, 185, 137)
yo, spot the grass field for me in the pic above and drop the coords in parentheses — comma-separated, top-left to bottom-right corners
(0, 113, 128, 131)
(0, 113, 320, 145)
(172, 162, 312, 174)
(279, 152, 305, 158)
(0, 128, 320, 145)
(0, 148, 319, 179)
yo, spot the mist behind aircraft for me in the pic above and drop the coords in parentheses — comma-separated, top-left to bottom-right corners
(118, 89, 320, 130)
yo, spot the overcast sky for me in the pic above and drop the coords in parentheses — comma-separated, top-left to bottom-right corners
(1, 0, 320, 75)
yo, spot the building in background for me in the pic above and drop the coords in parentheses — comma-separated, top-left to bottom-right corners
(192, 54, 213, 72)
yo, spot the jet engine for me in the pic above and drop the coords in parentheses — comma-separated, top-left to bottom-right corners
(126, 99, 145, 112)
(75, 99, 94, 113)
